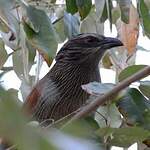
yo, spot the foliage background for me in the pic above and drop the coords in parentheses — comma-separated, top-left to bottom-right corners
(0, 0, 150, 150)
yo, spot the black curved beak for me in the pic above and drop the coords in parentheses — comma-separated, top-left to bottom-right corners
(101, 37, 123, 49)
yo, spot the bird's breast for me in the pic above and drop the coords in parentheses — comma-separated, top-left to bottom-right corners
(30, 63, 101, 122)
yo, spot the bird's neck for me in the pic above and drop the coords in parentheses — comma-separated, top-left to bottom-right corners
(49, 62, 101, 85)
(46, 62, 100, 111)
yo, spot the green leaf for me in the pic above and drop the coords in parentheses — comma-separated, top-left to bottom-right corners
(22, 4, 40, 33)
(54, 19, 67, 43)
(76, 0, 92, 20)
(95, 104, 122, 128)
(102, 52, 112, 69)
(7, 88, 22, 105)
(100, 1, 108, 22)
(139, 81, 150, 99)
(0, 18, 9, 33)
(64, 12, 80, 39)
(82, 81, 115, 96)
(138, 0, 150, 38)
(80, 8, 104, 34)
(95, 0, 105, 17)
(50, 0, 56, 3)
(66, 0, 78, 14)
(62, 116, 99, 140)
(97, 127, 150, 148)
(145, 0, 150, 9)
(118, 65, 147, 81)
(12, 50, 24, 79)
(0, 38, 8, 69)
(26, 40, 36, 69)
(22, 5, 58, 65)
(0, 86, 56, 150)
(112, 6, 121, 24)
(12, 40, 35, 79)
(0, 0, 20, 43)
(66, 0, 92, 20)
(117, 88, 150, 129)
(118, 0, 131, 23)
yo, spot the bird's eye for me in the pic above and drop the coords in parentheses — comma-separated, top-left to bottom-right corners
(86, 37, 99, 43)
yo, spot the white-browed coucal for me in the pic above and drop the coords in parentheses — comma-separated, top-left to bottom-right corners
(23, 33, 123, 123)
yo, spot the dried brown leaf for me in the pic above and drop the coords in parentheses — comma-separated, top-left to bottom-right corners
(117, 5, 139, 55)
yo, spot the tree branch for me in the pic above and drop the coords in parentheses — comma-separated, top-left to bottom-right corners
(68, 66, 150, 123)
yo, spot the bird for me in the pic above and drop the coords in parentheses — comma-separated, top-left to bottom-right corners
(23, 33, 123, 123)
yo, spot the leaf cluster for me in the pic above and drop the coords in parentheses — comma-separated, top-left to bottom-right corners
(0, 0, 150, 150)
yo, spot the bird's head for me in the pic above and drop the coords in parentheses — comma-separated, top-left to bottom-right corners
(56, 33, 123, 65)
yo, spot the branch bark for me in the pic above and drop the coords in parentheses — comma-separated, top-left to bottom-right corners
(69, 66, 150, 122)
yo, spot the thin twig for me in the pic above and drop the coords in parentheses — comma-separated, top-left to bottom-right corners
(6, 144, 16, 150)
(67, 66, 150, 124)
(1, 67, 13, 72)
(52, 16, 64, 24)
(45, 108, 80, 129)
